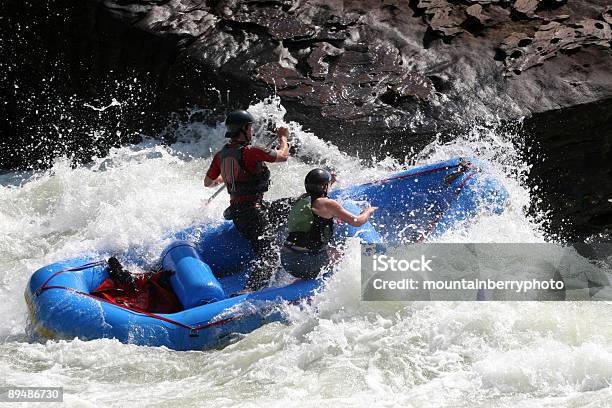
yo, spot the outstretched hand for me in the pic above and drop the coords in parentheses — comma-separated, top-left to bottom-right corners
(363, 206, 378, 216)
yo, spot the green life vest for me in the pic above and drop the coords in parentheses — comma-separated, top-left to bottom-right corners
(286, 195, 333, 251)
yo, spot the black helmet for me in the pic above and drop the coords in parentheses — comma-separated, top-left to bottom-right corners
(225, 110, 254, 137)
(305, 168, 332, 196)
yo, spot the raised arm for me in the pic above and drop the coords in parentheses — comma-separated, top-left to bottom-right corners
(274, 127, 290, 162)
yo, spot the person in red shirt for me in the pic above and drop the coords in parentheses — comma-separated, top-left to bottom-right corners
(204, 110, 289, 291)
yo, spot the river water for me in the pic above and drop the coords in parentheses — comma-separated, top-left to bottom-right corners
(1, 99, 610, 407)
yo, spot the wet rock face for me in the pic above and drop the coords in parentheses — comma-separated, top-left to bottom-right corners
(4, 0, 612, 156)
(88, 0, 612, 149)
(100, 0, 612, 148)
(499, 17, 612, 75)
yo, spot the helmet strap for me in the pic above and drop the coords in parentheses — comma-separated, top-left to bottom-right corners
(240, 125, 252, 144)
(309, 187, 328, 200)
(231, 129, 249, 145)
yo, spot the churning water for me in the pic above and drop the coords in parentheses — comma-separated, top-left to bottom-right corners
(1, 98, 611, 407)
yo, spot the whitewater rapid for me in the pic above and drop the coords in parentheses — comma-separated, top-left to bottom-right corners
(1, 99, 611, 407)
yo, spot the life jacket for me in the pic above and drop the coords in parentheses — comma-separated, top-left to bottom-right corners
(219, 143, 270, 199)
(286, 195, 334, 252)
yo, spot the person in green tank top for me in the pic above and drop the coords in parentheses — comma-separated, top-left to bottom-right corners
(281, 168, 377, 279)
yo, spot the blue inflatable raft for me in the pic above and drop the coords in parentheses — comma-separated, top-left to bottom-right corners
(25, 158, 508, 350)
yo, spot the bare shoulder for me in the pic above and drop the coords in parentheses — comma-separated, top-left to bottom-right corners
(310, 197, 335, 218)
(313, 197, 339, 210)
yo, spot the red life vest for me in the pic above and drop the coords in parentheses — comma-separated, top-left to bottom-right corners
(219, 143, 271, 199)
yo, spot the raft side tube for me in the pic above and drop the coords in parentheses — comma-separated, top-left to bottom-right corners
(161, 241, 227, 308)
